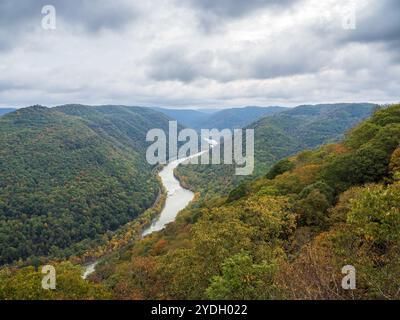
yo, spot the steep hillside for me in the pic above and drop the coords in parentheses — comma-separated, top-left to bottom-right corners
(0, 105, 171, 265)
(93, 104, 400, 300)
(55, 105, 175, 152)
(176, 103, 377, 200)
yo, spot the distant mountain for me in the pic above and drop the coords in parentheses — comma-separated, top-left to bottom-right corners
(196, 108, 222, 114)
(197, 106, 286, 130)
(0, 108, 16, 116)
(176, 103, 378, 199)
(251, 103, 378, 173)
(0, 104, 172, 265)
(154, 106, 285, 130)
(153, 107, 210, 128)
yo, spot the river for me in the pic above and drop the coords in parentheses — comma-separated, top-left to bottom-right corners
(82, 139, 217, 279)
(142, 139, 217, 236)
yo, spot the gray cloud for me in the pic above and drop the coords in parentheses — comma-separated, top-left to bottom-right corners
(342, 0, 400, 60)
(0, 0, 137, 50)
(185, 0, 300, 32)
(147, 48, 214, 82)
(0, 0, 399, 108)
(147, 36, 328, 83)
(187, 0, 298, 18)
(0, 0, 137, 30)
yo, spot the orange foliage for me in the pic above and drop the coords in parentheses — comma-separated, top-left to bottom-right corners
(151, 239, 168, 255)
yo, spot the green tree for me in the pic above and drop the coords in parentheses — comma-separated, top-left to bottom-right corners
(266, 159, 295, 180)
(206, 253, 280, 300)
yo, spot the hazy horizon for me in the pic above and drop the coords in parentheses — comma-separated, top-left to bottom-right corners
(0, 101, 394, 111)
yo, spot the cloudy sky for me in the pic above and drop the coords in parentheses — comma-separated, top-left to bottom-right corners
(0, 0, 399, 108)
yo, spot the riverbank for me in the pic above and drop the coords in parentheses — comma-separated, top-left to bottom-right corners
(74, 177, 167, 278)
(80, 186, 167, 278)
(82, 139, 217, 278)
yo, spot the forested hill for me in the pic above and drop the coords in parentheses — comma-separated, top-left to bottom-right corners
(176, 103, 378, 199)
(55, 104, 174, 152)
(0, 105, 172, 265)
(93, 103, 400, 300)
(1, 104, 399, 299)
(253, 103, 378, 146)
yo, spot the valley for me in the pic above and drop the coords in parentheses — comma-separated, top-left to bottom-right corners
(82, 137, 217, 278)
(1, 0, 399, 304)
(1, 102, 399, 301)
(92, 103, 400, 300)
(155, 106, 286, 130)
(176, 103, 378, 201)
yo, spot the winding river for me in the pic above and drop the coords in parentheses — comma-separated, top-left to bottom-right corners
(82, 139, 217, 279)
(142, 139, 217, 236)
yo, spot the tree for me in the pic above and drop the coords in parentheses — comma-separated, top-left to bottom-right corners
(206, 253, 280, 300)
(0, 262, 112, 300)
(266, 159, 295, 180)
(295, 190, 331, 228)
(389, 148, 400, 179)
(347, 183, 400, 245)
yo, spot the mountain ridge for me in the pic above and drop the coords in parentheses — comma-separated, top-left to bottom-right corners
(154, 106, 286, 130)
(0, 104, 172, 265)
(176, 103, 378, 200)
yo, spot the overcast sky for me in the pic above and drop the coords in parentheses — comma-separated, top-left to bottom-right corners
(0, 0, 399, 109)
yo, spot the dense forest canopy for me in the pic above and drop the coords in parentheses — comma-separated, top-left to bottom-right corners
(1, 103, 399, 301)
(90, 103, 400, 300)
(177, 103, 378, 201)
(0, 105, 172, 265)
